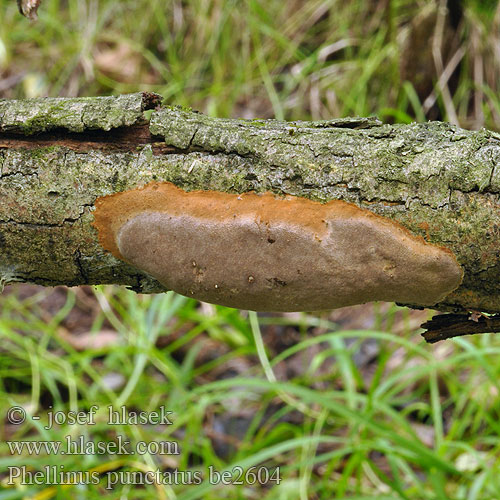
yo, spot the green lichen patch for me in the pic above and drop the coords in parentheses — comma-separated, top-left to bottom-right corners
(0, 92, 160, 135)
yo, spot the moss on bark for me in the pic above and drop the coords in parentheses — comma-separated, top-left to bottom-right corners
(1, 92, 499, 313)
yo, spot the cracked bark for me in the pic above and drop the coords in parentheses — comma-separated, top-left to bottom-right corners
(1, 92, 500, 314)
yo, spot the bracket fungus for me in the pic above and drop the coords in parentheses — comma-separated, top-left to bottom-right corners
(93, 182, 463, 312)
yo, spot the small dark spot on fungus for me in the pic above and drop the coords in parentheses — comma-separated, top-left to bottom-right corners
(93, 182, 463, 312)
(267, 278, 287, 288)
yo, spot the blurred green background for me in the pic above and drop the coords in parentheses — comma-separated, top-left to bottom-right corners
(1, 0, 500, 499)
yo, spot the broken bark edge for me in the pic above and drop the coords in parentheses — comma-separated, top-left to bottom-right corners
(0, 92, 163, 135)
(421, 312, 500, 343)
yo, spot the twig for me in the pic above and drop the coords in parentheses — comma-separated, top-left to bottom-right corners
(421, 313, 500, 343)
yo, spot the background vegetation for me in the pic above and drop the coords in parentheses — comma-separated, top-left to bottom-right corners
(1, 0, 500, 498)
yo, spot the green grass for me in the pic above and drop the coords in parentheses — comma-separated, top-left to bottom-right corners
(1, 0, 499, 128)
(1, 286, 500, 499)
(1, 0, 500, 498)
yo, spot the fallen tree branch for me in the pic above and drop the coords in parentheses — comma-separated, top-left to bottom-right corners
(1, 92, 499, 315)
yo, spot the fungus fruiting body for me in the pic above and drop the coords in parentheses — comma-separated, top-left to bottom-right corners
(93, 182, 463, 311)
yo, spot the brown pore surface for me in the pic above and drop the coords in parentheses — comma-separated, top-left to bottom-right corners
(93, 182, 463, 312)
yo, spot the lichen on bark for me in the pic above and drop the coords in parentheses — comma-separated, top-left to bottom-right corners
(1, 92, 499, 313)
(0, 92, 161, 134)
